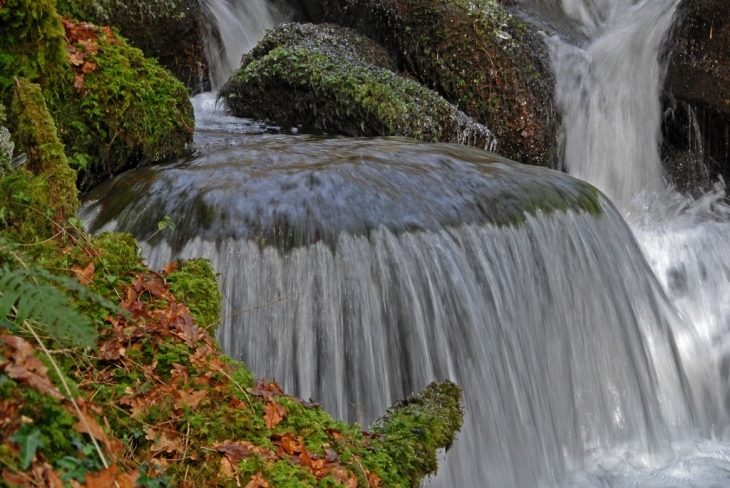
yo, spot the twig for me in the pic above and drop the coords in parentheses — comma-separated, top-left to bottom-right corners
(0, 456, 42, 487)
(205, 292, 295, 330)
(182, 421, 191, 481)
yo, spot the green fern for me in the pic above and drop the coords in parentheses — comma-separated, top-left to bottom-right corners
(0, 265, 96, 348)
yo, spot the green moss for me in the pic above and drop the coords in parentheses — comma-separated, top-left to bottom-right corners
(0, 0, 71, 103)
(0, 80, 78, 240)
(167, 258, 223, 331)
(220, 23, 495, 149)
(371, 381, 463, 485)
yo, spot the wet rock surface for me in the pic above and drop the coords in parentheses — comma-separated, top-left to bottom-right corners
(662, 0, 730, 192)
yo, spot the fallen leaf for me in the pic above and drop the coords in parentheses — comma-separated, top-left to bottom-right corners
(69, 51, 85, 66)
(71, 261, 94, 285)
(244, 472, 269, 488)
(5, 364, 63, 399)
(84, 464, 118, 488)
(178, 389, 208, 409)
(146, 428, 185, 455)
(162, 262, 178, 274)
(214, 440, 276, 463)
(218, 456, 235, 478)
(263, 401, 286, 429)
(81, 61, 98, 73)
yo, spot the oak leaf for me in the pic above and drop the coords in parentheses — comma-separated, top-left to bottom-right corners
(218, 456, 235, 478)
(5, 364, 63, 399)
(178, 389, 208, 409)
(264, 401, 286, 429)
(146, 428, 184, 455)
(71, 261, 94, 285)
(84, 464, 118, 488)
(244, 473, 269, 488)
(81, 62, 98, 73)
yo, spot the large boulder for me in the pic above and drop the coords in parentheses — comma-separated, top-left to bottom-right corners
(662, 0, 730, 192)
(291, 0, 558, 166)
(220, 23, 497, 149)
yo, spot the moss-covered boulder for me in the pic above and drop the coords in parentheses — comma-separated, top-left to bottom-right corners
(56, 0, 210, 93)
(293, 0, 557, 166)
(220, 23, 497, 149)
(661, 0, 730, 193)
(0, 0, 194, 191)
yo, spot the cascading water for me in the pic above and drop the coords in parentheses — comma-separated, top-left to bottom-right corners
(200, 0, 286, 88)
(78, 0, 730, 486)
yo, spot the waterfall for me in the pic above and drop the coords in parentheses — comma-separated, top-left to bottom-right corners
(200, 0, 286, 88)
(79, 0, 730, 486)
(548, 0, 679, 208)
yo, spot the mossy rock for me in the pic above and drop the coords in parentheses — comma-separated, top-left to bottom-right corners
(220, 23, 496, 149)
(293, 0, 558, 166)
(0, 0, 194, 191)
(56, 0, 210, 93)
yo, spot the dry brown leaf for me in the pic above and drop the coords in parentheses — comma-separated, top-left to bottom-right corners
(264, 401, 286, 429)
(81, 61, 98, 73)
(244, 472, 269, 488)
(78, 38, 99, 55)
(178, 389, 208, 409)
(146, 429, 185, 455)
(5, 364, 64, 399)
(2, 335, 34, 363)
(74, 410, 115, 454)
(71, 261, 94, 285)
(367, 471, 383, 488)
(84, 464, 118, 488)
(162, 261, 178, 274)
(218, 456, 235, 478)
(214, 440, 277, 463)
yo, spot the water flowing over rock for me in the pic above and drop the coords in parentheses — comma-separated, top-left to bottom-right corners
(219, 23, 497, 149)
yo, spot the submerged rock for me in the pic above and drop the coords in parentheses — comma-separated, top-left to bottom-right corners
(219, 23, 497, 149)
(292, 0, 558, 166)
(662, 0, 730, 192)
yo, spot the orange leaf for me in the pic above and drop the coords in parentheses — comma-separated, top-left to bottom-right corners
(145, 428, 185, 455)
(81, 61, 98, 73)
(5, 364, 63, 399)
(264, 401, 286, 429)
(177, 389, 208, 409)
(71, 261, 94, 285)
(163, 261, 178, 274)
(69, 50, 85, 66)
(84, 464, 118, 488)
(244, 472, 269, 488)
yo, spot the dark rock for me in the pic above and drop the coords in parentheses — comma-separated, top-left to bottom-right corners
(292, 0, 559, 167)
(219, 23, 497, 149)
(662, 0, 730, 192)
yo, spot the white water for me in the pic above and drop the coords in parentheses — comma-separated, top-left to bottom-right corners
(200, 0, 287, 88)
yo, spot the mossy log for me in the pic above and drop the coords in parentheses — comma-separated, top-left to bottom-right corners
(293, 0, 558, 166)
(1, 79, 78, 240)
(220, 23, 497, 149)
(371, 380, 464, 486)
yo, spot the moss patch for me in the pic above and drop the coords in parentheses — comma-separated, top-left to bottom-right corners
(220, 23, 496, 149)
(166, 258, 223, 332)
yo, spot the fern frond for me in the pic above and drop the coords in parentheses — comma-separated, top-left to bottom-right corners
(0, 265, 96, 348)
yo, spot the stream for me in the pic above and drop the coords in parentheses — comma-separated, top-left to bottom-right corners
(80, 0, 730, 486)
